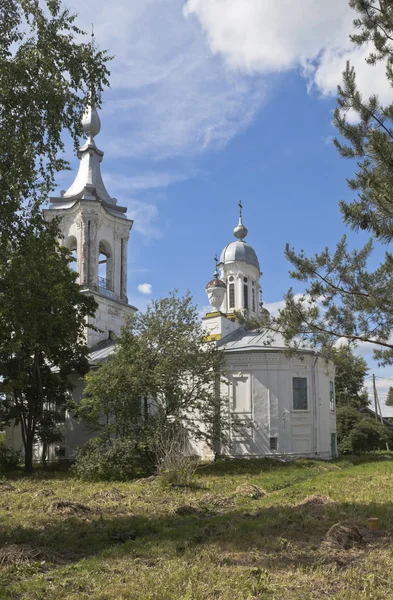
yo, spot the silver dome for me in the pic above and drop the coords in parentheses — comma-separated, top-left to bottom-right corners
(219, 241, 260, 271)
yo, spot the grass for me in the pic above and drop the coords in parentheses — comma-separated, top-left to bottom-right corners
(1, 454, 393, 599)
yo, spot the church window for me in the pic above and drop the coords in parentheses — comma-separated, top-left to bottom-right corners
(330, 381, 335, 411)
(243, 277, 248, 282)
(229, 283, 235, 309)
(229, 276, 234, 282)
(98, 241, 113, 290)
(243, 285, 249, 310)
(293, 377, 308, 410)
(252, 288, 256, 312)
(270, 437, 277, 451)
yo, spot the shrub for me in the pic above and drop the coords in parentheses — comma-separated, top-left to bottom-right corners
(0, 437, 21, 471)
(73, 437, 153, 482)
(337, 405, 393, 454)
(154, 425, 199, 487)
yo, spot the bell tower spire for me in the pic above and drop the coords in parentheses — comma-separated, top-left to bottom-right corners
(44, 85, 137, 347)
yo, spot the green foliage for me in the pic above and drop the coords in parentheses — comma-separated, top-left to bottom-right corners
(0, 0, 109, 473)
(329, 344, 369, 408)
(244, 1, 393, 366)
(155, 425, 199, 487)
(386, 386, 393, 406)
(79, 291, 224, 473)
(0, 0, 110, 249)
(0, 217, 97, 472)
(72, 437, 152, 482)
(337, 405, 392, 454)
(0, 436, 21, 471)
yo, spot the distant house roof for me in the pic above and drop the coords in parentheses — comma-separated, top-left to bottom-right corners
(360, 405, 393, 428)
(379, 405, 393, 419)
(218, 327, 314, 354)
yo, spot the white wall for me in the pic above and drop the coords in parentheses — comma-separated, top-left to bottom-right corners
(220, 350, 336, 459)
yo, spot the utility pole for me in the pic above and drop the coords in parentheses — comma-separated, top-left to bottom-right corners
(373, 374, 378, 421)
(373, 374, 389, 451)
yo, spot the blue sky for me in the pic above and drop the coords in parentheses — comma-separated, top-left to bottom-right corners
(56, 0, 393, 403)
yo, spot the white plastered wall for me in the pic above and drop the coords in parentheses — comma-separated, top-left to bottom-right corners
(220, 350, 336, 459)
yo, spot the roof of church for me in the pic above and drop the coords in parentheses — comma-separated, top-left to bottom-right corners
(219, 240, 260, 271)
(49, 105, 129, 220)
(219, 204, 260, 271)
(218, 326, 314, 354)
(89, 338, 117, 366)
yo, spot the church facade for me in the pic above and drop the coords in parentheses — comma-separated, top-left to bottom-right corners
(200, 208, 337, 460)
(6, 105, 337, 461)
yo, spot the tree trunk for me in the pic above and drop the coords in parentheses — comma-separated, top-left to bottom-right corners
(24, 436, 34, 473)
(42, 443, 48, 470)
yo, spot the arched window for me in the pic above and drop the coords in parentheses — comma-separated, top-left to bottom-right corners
(243, 284, 249, 310)
(98, 241, 113, 290)
(64, 236, 77, 273)
(229, 283, 235, 309)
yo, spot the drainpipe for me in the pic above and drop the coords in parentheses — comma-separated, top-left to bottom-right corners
(311, 353, 318, 454)
(282, 409, 289, 458)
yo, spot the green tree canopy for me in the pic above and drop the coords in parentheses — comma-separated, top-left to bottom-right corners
(0, 216, 97, 471)
(0, 0, 110, 248)
(328, 344, 369, 408)
(386, 386, 393, 406)
(79, 291, 224, 455)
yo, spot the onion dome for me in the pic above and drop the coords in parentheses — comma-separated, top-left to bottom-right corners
(206, 258, 227, 311)
(233, 200, 248, 240)
(219, 202, 260, 271)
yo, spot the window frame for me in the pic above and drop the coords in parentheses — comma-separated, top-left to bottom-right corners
(269, 437, 277, 451)
(229, 283, 235, 309)
(243, 284, 249, 310)
(330, 381, 335, 412)
(292, 376, 308, 411)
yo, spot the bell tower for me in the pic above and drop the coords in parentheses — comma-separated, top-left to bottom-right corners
(44, 104, 137, 348)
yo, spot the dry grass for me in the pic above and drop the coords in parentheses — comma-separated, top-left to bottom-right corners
(1, 454, 393, 599)
(0, 544, 63, 567)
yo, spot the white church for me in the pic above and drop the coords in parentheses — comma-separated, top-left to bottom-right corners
(7, 104, 338, 461)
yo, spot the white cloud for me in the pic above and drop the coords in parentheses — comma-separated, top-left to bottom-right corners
(184, 0, 390, 108)
(137, 283, 153, 295)
(66, 0, 266, 159)
(103, 170, 192, 192)
(127, 199, 161, 238)
(263, 294, 304, 317)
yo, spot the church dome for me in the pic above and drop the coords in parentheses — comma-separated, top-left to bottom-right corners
(220, 240, 260, 271)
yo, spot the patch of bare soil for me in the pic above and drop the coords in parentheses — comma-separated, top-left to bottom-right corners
(198, 493, 235, 509)
(33, 489, 56, 498)
(134, 475, 157, 484)
(325, 521, 364, 549)
(235, 484, 266, 499)
(175, 505, 201, 516)
(298, 495, 333, 507)
(50, 500, 95, 515)
(91, 488, 126, 501)
(0, 544, 63, 566)
(0, 482, 17, 493)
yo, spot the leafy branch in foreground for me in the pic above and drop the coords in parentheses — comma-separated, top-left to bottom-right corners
(0, 0, 110, 250)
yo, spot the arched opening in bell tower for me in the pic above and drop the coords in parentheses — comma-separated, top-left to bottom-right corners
(98, 240, 113, 291)
(64, 236, 78, 274)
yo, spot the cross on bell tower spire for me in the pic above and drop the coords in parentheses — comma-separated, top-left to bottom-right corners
(233, 200, 248, 241)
